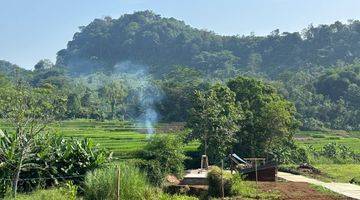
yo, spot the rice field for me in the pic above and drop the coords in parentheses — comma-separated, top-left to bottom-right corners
(294, 130, 360, 153)
(50, 120, 199, 159)
(2, 119, 359, 161)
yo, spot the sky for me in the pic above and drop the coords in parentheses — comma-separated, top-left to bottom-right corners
(1, 0, 360, 69)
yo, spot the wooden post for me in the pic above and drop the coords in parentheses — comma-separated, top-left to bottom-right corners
(115, 165, 120, 200)
(221, 160, 224, 199)
(255, 159, 258, 184)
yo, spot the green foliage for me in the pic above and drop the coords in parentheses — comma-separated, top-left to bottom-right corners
(0, 85, 67, 197)
(57, 11, 360, 79)
(0, 129, 110, 196)
(138, 134, 187, 186)
(231, 174, 280, 199)
(34, 59, 54, 71)
(187, 76, 299, 162)
(267, 139, 308, 164)
(3, 185, 77, 200)
(84, 164, 196, 200)
(187, 83, 242, 163)
(228, 76, 299, 158)
(98, 80, 127, 119)
(207, 167, 280, 199)
(315, 164, 360, 184)
(305, 142, 360, 164)
(207, 166, 232, 197)
(280, 63, 360, 131)
(84, 164, 153, 200)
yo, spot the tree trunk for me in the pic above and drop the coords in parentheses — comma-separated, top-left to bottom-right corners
(13, 156, 23, 198)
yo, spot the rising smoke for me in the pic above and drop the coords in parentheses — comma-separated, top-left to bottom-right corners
(114, 61, 163, 136)
(70, 61, 163, 136)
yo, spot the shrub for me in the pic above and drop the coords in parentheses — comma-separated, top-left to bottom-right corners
(136, 160, 167, 187)
(138, 134, 187, 186)
(207, 167, 280, 199)
(267, 139, 308, 164)
(207, 166, 232, 197)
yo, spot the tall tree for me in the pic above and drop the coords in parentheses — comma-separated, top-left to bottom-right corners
(187, 83, 242, 163)
(98, 80, 127, 119)
(227, 76, 299, 157)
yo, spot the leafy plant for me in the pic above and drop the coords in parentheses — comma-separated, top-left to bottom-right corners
(0, 130, 110, 197)
(138, 134, 187, 186)
(207, 166, 232, 197)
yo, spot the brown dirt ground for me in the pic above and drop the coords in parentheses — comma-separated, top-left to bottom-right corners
(258, 182, 354, 200)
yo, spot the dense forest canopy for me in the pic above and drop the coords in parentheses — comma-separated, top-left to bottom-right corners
(1, 10, 360, 130)
(56, 11, 360, 78)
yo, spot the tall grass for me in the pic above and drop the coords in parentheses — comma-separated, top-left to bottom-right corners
(83, 163, 156, 200)
(83, 163, 197, 200)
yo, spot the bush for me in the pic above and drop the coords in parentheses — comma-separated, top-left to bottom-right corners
(267, 139, 308, 164)
(136, 160, 167, 187)
(207, 167, 280, 199)
(138, 134, 187, 186)
(278, 165, 301, 175)
(207, 166, 232, 197)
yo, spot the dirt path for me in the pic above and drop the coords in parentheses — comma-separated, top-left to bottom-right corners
(258, 182, 351, 200)
(278, 172, 360, 199)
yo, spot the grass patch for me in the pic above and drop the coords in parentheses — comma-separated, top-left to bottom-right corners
(315, 164, 360, 184)
(309, 184, 344, 198)
(4, 186, 77, 200)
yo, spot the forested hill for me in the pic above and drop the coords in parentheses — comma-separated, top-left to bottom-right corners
(56, 10, 360, 77)
(0, 60, 30, 79)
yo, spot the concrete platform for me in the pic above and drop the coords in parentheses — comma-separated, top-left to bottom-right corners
(180, 169, 208, 185)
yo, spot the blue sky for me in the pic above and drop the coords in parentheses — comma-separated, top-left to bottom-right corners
(1, 0, 360, 69)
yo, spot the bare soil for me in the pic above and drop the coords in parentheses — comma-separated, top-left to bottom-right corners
(258, 182, 353, 200)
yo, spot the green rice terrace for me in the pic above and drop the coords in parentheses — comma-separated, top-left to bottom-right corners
(51, 120, 199, 160)
(3, 119, 359, 161)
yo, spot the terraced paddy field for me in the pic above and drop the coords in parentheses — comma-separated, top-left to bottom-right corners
(1, 119, 359, 162)
(294, 130, 360, 183)
(50, 120, 199, 160)
(294, 130, 360, 153)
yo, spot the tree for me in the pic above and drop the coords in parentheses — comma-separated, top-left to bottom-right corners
(98, 80, 127, 119)
(66, 93, 81, 118)
(34, 59, 54, 71)
(187, 83, 242, 163)
(0, 85, 63, 197)
(227, 76, 299, 157)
